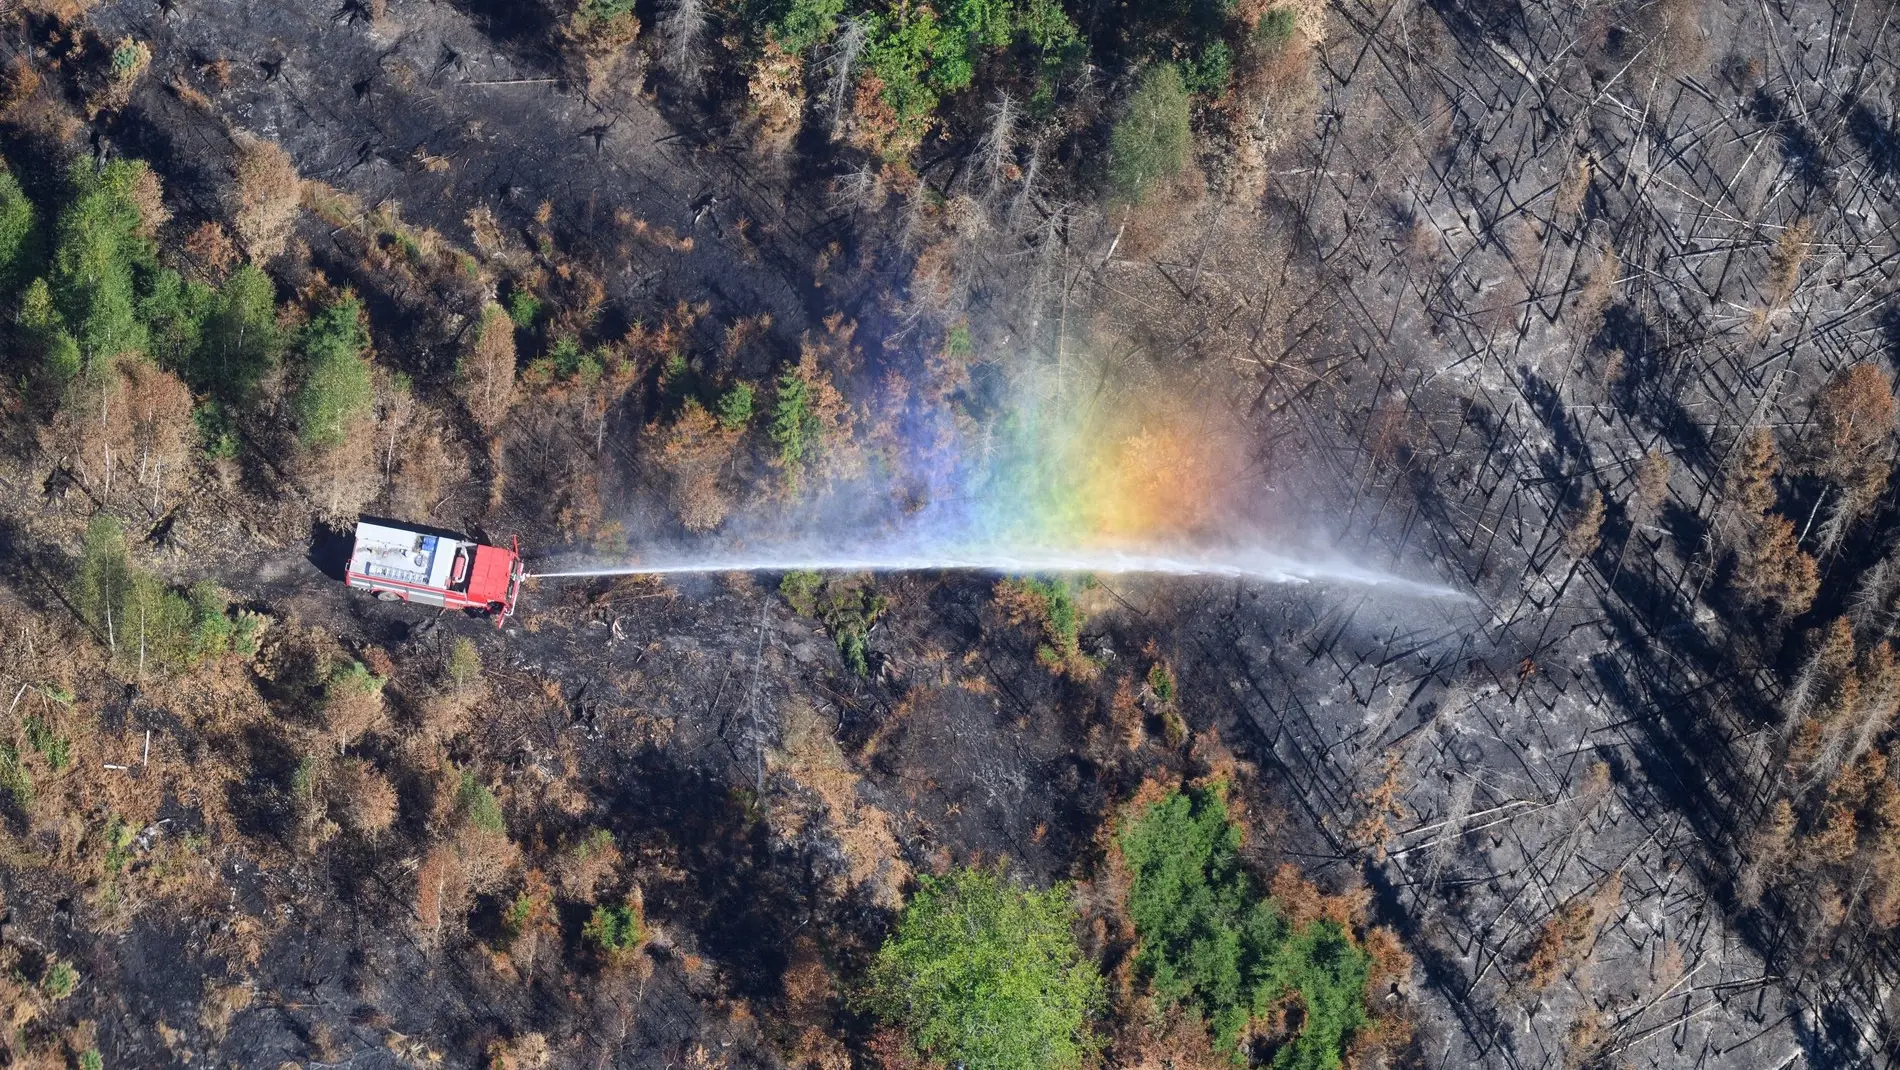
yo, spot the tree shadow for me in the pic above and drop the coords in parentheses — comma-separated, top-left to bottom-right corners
(1844, 100, 1900, 179)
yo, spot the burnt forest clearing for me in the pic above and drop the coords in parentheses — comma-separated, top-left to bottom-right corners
(0, 0, 1897, 1066)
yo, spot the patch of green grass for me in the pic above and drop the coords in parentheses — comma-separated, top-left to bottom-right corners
(102, 813, 134, 877)
(23, 714, 70, 772)
(0, 743, 32, 807)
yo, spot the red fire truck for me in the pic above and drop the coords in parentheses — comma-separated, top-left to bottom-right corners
(345, 518, 525, 624)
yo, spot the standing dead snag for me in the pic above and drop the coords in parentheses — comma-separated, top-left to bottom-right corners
(1805, 363, 1896, 520)
(652, 400, 740, 533)
(1737, 798, 1796, 908)
(1523, 870, 1624, 990)
(1565, 489, 1606, 559)
(1631, 449, 1670, 524)
(1715, 425, 1821, 616)
(459, 304, 518, 435)
(1732, 514, 1820, 619)
(1761, 217, 1814, 314)
(1719, 426, 1780, 539)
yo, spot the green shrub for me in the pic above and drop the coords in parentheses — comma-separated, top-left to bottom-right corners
(40, 958, 78, 999)
(74, 516, 210, 670)
(1148, 660, 1177, 704)
(79, 1050, 104, 1070)
(110, 38, 148, 78)
(865, 865, 1102, 1070)
(585, 900, 645, 955)
(1184, 40, 1232, 94)
(1108, 64, 1193, 203)
(716, 382, 755, 430)
(123, 572, 195, 670)
(578, 0, 636, 24)
(781, 572, 886, 675)
(140, 267, 218, 371)
(1120, 783, 1373, 1068)
(456, 769, 506, 833)
(1255, 6, 1297, 46)
(231, 610, 268, 658)
(76, 516, 132, 640)
(574, 826, 615, 858)
(293, 296, 374, 448)
(194, 400, 239, 459)
(944, 323, 973, 359)
(1018, 0, 1082, 78)
(290, 754, 319, 806)
(506, 287, 541, 328)
(19, 276, 82, 393)
(820, 581, 886, 677)
(188, 580, 235, 659)
(780, 570, 823, 615)
(504, 882, 552, 939)
(998, 576, 1088, 672)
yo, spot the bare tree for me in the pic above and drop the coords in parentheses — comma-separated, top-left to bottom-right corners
(822, 17, 870, 124)
(659, 0, 707, 88)
(829, 163, 885, 214)
(974, 93, 1017, 198)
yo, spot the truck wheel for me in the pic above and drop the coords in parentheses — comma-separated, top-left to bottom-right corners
(376, 590, 400, 602)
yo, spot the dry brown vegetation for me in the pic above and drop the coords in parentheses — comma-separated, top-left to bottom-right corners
(230, 133, 300, 261)
(460, 304, 519, 435)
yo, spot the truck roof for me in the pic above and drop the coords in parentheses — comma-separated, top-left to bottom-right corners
(350, 520, 465, 590)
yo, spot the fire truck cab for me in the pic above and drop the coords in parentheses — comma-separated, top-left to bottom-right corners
(345, 518, 524, 624)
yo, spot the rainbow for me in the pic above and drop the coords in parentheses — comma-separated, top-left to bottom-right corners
(534, 366, 1459, 597)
